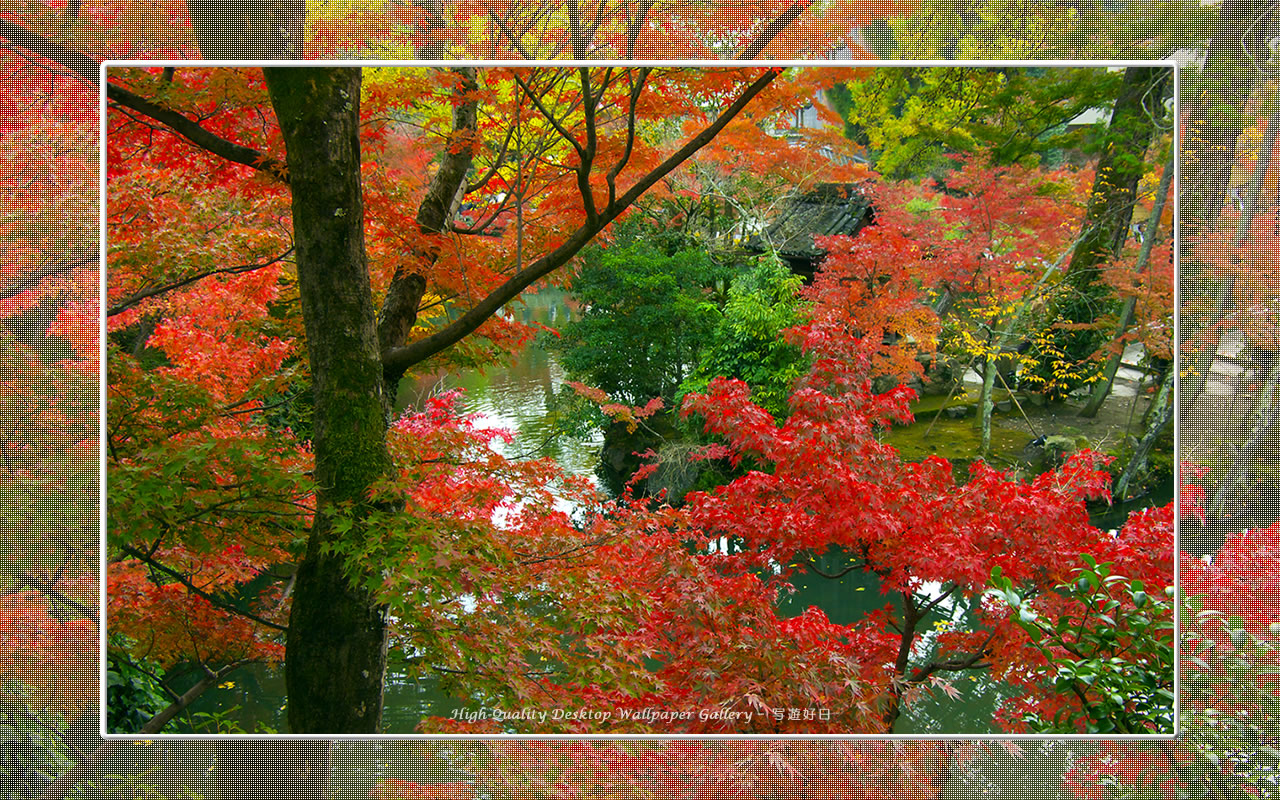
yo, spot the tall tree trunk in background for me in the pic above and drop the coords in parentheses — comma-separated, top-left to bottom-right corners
(1201, 112, 1280, 520)
(1114, 364, 1174, 504)
(1028, 65, 1167, 403)
(186, 0, 306, 59)
(1180, 0, 1273, 404)
(1080, 148, 1174, 418)
(264, 67, 396, 735)
(410, 0, 448, 58)
(1180, 0, 1269, 229)
(978, 339, 999, 457)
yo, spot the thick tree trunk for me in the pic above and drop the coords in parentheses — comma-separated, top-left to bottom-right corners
(264, 67, 395, 735)
(1180, 0, 1270, 229)
(1179, 0, 1274, 404)
(1072, 64, 1164, 266)
(1032, 66, 1166, 402)
(409, 0, 448, 58)
(1080, 148, 1175, 418)
(186, 0, 305, 59)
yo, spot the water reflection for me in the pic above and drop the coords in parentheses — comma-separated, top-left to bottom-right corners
(395, 289, 603, 482)
(777, 548, 998, 733)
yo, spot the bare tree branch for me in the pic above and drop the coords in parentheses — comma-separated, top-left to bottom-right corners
(118, 544, 289, 633)
(0, 19, 98, 84)
(138, 660, 251, 734)
(0, 22, 290, 183)
(37, 741, 120, 800)
(734, 2, 811, 59)
(605, 67, 650, 208)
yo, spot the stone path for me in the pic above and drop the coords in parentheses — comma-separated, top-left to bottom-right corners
(1198, 330, 1250, 398)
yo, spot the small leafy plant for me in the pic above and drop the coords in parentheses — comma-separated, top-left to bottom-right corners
(988, 553, 1175, 734)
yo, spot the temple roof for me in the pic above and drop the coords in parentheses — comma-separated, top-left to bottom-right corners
(751, 183, 875, 266)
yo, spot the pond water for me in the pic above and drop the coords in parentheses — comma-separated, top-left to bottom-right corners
(185, 289, 1168, 736)
(395, 289, 603, 483)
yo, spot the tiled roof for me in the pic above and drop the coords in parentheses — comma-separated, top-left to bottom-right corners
(755, 182, 874, 261)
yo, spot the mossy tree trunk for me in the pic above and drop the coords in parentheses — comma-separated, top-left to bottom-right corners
(1079, 147, 1175, 418)
(1030, 65, 1167, 404)
(181, 8, 336, 789)
(254, 65, 779, 739)
(1180, 0, 1274, 405)
(186, 0, 305, 59)
(1180, 0, 1270, 229)
(264, 67, 395, 735)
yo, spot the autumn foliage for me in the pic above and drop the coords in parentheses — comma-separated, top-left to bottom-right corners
(0, 0, 1277, 797)
(88, 63, 1189, 744)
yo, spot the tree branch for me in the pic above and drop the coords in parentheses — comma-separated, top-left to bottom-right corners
(380, 67, 781, 380)
(802, 553, 868, 579)
(0, 251, 96, 301)
(918, 583, 960, 616)
(0, 19, 99, 84)
(908, 627, 1001, 685)
(577, 65, 601, 222)
(605, 67, 650, 209)
(0, 23, 288, 182)
(733, 2, 810, 59)
(106, 82, 289, 183)
(16, 572, 94, 620)
(377, 67, 479, 357)
(118, 544, 289, 633)
(106, 247, 294, 317)
(511, 71, 587, 163)
(486, 7, 536, 59)
(37, 741, 120, 800)
(623, 0, 656, 59)
(138, 660, 251, 734)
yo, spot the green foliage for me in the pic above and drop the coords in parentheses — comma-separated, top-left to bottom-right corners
(549, 224, 730, 406)
(188, 704, 277, 735)
(106, 640, 170, 734)
(888, 0, 1089, 59)
(678, 254, 809, 418)
(886, 0, 1215, 61)
(831, 67, 1123, 178)
(1177, 602, 1280, 795)
(989, 555, 1174, 734)
(106, 347, 312, 558)
(0, 697, 73, 800)
(258, 368, 315, 442)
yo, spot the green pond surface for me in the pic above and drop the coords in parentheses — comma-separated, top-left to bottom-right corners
(182, 290, 1167, 736)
